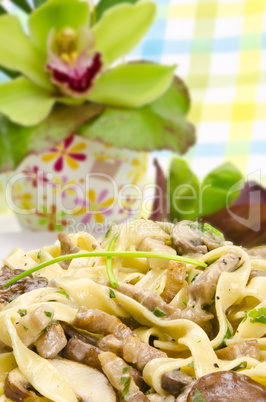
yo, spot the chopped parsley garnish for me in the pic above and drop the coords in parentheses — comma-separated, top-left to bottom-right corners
(188, 361, 194, 368)
(119, 376, 131, 399)
(191, 273, 199, 283)
(183, 300, 187, 306)
(153, 307, 167, 317)
(17, 309, 27, 317)
(23, 326, 29, 331)
(122, 366, 131, 373)
(109, 288, 116, 299)
(243, 308, 266, 324)
(37, 250, 42, 260)
(55, 290, 70, 299)
(9, 295, 19, 303)
(43, 320, 57, 333)
(155, 285, 160, 290)
(44, 311, 52, 317)
(192, 388, 206, 402)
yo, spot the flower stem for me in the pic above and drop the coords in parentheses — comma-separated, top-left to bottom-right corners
(3, 251, 207, 288)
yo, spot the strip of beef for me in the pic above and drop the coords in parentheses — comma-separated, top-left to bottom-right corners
(0, 266, 47, 304)
(161, 370, 194, 397)
(63, 337, 103, 371)
(161, 261, 186, 303)
(187, 250, 242, 307)
(61, 322, 99, 346)
(64, 337, 147, 391)
(99, 352, 149, 402)
(138, 237, 176, 269)
(115, 282, 212, 325)
(248, 246, 266, 259)
(34, 321, 67, 359)
(215, 340, 260, 361)
(171, 220, 232, 255)
(58, 232, 80, 269)
(248, 270, 266, 282)
(73, 306, 132, 340)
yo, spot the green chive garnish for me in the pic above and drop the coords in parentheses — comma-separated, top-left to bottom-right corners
(3, 251, 207, 288)
(107, 233, 120, 288)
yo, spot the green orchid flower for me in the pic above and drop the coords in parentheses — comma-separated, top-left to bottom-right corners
(0, 0, 176, 126)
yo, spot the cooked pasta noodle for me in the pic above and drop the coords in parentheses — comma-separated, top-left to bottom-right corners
(1, 219, 266, 401)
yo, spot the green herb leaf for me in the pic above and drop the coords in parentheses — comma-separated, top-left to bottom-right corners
(44, 311, 52, 317)
(109, 288, 116, 299)
(244, 308, 266, 324)
(215, 326, 232, 350)
(55, 291, 70, 299)
(188, 361, 194, 368)
(192, 389, 206, 402)
(43, 320, 57, 332)
(122, 366, 131, 373)
(119, 376, 131, 399)
(23, 325, 29, 331)
(183, 300, 187, 306)
(191, 273, 199, 283)
(37, 250, 42, 260)
(17, 309, 27, 317)
(153, 307, 167, 317)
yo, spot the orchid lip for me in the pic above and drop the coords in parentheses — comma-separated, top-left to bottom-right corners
(47, 52, 102, 97)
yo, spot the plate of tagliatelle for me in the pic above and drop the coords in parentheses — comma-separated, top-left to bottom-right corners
(1, 219, 266, 402)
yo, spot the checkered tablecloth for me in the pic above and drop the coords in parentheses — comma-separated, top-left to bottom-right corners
(130, 0, 266, 184)
(1, 0, 266, 226)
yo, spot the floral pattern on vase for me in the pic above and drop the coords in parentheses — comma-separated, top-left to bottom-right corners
(10, 136, 148, 231)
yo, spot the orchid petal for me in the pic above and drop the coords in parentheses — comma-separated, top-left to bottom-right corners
(0, 77, 55, 126)
(29, 0, 90, 52)
(92, 0, 156, 66)
(88, 62, 176, 108)
(0, 15, 51, 90)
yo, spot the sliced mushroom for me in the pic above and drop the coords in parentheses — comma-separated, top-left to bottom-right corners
(4, 368, 37, 401)
(161, 369, 193, 397)
(58, 232, 80, 269)
(49, 358, 116, 402)
(187, 371, 266, 402)
(215, 340, 260, 361)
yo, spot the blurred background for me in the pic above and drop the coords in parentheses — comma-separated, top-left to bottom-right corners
(0, 0, 266, 248)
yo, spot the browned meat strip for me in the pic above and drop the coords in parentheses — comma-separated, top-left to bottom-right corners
(171, 221, 231, 255)
(161, 261, 186, 303)
(63, 337, 103, 371)
(35, 322, 67, 359)
(122, 334, 167, 372)
(248, 246, 266, 259)
(61, 322, 98, 346)
(98, 334, 123, 355)
(138, 237, 176, 269)
(215, 340, 260, 361)
(99, 352, 149, 402)
(187, 371, 266, 402)
(115, 282, 212, 325)
(161, 370, 194, 397)
(248, 270, 266, 282)
(4, 368, 38, 402)
(115, 281, 179, 319)
(58, 232, 80, 269)
(187, 250, 241, 307)
(0, 266, 47, 304)
(73, 306, 132, 339)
